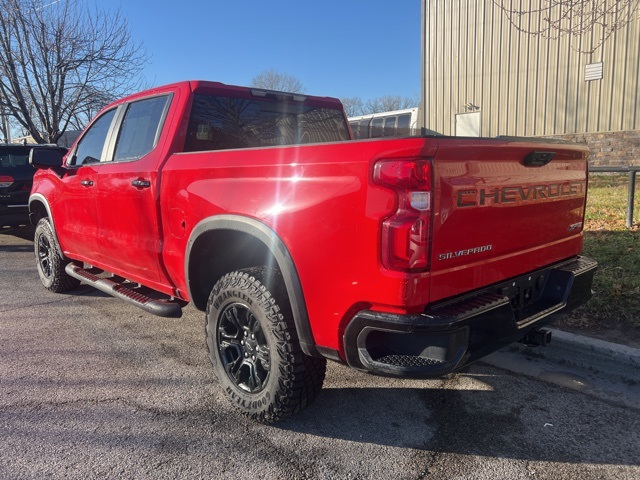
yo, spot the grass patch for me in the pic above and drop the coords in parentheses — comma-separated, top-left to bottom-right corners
(556, 173, 640, 342)
(584, 174, 640, 231)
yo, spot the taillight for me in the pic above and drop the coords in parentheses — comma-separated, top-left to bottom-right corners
(373, 159, 432, 272)
(0, 175, 14, 188)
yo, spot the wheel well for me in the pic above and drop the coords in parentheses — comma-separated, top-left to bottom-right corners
(188, 229, 279, 311)
(186, 218, 321, 358)
(29, 200, 48, 225)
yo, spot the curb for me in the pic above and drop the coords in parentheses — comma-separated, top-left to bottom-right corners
(482, 328, 640, 409)
(534, 328, 640, 375)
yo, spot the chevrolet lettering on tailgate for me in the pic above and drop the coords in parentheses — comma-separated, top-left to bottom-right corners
(456, 181, 586, 208)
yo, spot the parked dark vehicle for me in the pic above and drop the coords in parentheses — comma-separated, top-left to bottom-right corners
(0, 144, 66, 228)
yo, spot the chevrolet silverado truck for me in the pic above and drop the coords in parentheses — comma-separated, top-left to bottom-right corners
(29, 81, 597, 422)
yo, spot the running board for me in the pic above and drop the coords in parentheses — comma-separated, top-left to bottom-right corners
(65, 264, 183, 318)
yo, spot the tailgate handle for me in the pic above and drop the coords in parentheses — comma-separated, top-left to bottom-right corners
(523, 151, 555, 167)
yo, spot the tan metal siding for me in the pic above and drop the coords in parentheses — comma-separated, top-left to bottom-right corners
(421, 0, 640, 136)
(622, 18, 640, 131)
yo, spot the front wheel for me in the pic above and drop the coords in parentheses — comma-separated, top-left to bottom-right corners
(34, 218, 80, 293)
(205, 267, 326, 423)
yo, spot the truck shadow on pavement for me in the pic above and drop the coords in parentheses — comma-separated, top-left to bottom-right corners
(0, 244, 33, 253)
(0, 226, 35, 241)
(274, 364, 640, 466)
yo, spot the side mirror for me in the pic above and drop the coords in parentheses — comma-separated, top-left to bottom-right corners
(29, 148, 66, 169)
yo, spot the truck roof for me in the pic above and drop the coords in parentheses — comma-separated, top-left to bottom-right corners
(108, 80, 344, 111)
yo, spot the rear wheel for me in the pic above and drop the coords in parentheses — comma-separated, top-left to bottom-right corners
(34, 218, 80, 293)
(205, 267, 326, 423)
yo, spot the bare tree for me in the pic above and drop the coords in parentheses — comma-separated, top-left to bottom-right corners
(339, 95, 419, 117)
(0, 0, 147, 144)
(67, 87, 117, 131)
(364, 95, 419, 114)
(492, 0, 640, 53)
(251, 69, 305, 93)
(340, 97, 365, 117)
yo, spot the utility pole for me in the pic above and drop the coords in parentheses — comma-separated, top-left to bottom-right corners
(4, 115, 10, 143)
(0, 110, 10, 143)
(1, 111, 6, 143)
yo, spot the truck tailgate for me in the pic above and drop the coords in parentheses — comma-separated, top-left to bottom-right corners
(429, 138, 589, 303)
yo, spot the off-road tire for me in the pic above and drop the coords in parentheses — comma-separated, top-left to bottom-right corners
(205, 267, 326, 423)
(34, 218, 80, 293)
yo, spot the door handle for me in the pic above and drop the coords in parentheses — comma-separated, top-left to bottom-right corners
(80, 179, 94, 187)
(131, 179, 151, 188)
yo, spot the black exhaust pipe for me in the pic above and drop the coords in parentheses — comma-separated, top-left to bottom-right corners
(520, 328, 552, 347)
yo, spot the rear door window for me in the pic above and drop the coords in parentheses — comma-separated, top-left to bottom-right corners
(113, 95, 170, 162)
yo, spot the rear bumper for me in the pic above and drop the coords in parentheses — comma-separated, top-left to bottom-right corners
(343, 256, 597, 378)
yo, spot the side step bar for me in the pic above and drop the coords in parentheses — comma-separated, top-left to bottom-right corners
(65, 264, 183, 318)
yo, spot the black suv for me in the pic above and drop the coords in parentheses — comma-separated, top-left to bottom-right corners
(0, 144, 65, 228)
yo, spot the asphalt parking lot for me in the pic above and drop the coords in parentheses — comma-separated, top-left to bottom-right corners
(1, 227, 639, 480)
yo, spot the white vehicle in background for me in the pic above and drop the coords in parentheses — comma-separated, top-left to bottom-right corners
(348, 107, 420, 139)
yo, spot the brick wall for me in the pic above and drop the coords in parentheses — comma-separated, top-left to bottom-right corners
(542, 130, 640, 167)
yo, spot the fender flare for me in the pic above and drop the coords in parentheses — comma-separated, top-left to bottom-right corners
(185, 215, 320, 357)
(28, 193, 64, 258)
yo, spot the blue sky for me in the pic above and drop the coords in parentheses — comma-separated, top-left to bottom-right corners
(105, 0, 422, 101)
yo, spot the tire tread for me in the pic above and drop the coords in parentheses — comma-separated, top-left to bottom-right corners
(34, 218, 80, 293)
(206, 267, 326, 423)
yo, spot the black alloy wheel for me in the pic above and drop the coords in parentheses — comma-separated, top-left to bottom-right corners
(36, 232, 53, 279)
(205, 267, 326, 423)
(34, 218, 80, 293)
(217, 302, 271, 393)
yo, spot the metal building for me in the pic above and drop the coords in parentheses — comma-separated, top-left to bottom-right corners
(420, 0, 640, 146)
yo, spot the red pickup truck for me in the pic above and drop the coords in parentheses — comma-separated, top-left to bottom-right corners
(29, 81, 597, 422)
